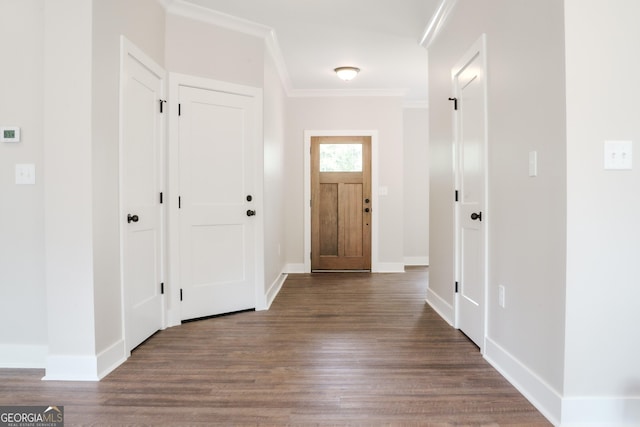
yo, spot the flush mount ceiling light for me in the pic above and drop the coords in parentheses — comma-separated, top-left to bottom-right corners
(334, 66, 360, 81)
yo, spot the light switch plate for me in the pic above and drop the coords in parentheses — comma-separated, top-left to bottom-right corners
(604, 140, 632, 170)
(16, 163, 35, 185)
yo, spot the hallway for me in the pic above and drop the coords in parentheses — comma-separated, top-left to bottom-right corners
(0, 268, 549, 425)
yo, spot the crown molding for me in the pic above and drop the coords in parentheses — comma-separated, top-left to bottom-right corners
(420, 0, 457, 49)
(158, 0, 425, 101)
(159, 0, 294, 94)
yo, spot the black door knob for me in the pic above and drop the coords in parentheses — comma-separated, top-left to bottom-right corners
(246, 195, 253, 202)
(364, 198, 370, 204)
(246, 209, 256, 217)
(364, 208, 370, 213)
(127, 214, 139, 223)
(470, 212, 482, 221)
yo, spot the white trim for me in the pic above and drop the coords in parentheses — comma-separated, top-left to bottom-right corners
(164, 0, 271, 39)
(561, 396, 640, 427)
(484, 337, 561, 426)
(0, 344, 47, 368)
(404, 256, 429, 266)
(425, 288, 454, 326)
(167, 72, 264, 325)
(303, 130, 379, 273)
(420, 0, 458, 49)
(260, 272, 288, 311)
(43, 355, 100, 382)
(96, 339, 127, 380)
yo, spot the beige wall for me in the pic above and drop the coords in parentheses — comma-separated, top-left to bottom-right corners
(403, 108, 429, 264)
(165, 14, 263, 87)
(91, 0, 166, 369)
(563, 0, 640, 422)
(428, 0, 567, 409)
(285, 96, 405, 270)
(0, 0, 47, 366)
(262, 49, 287, 297)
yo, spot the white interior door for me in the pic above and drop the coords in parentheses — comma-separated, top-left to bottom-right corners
(121, 40, 164, 351)
(178, 85, 257, 321)
(454, 36, 487, 349)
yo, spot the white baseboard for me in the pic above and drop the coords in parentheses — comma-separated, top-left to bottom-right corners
(373, 262, 405, 273)
(0, 344, 47, 368)
(284, 263, 305, 274)
(425, 287, 454, 326)
(43, 354, 101, 381)
(561, 395, 640, 427)
(484, 337, 561, 426)
(404, 256, 429, 266)
(96, 339, 127, 379)
(260, 272, 288, 310)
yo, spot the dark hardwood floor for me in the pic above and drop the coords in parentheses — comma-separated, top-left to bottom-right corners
(0, 267, 550, 426)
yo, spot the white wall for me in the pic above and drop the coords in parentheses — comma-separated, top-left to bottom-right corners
(563, 0, 640, 423)
(428, 0, 567, 422)
(0, 0, 47, 367)
(262, 50, 287, 303)
(403, 108, 429, 265)
(285, 96, 405, 271)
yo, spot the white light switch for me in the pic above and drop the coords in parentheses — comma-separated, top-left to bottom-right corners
(528, 151, 538, 177)
(604, 140, 633, 170)
(16, 163, 35, 185)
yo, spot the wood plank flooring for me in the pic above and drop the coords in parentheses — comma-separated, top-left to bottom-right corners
(0, 267, 550, 426)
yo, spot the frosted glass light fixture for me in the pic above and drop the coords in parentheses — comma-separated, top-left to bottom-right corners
(334, 66, 360, 81)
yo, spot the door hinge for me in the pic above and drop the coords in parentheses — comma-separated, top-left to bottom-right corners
(455, 190, 459, 202)
(178, 196, 181, 209)
(455, 281, 459, 293)
(160, 282, 164, 294)
(159, 99, 167, 113)
(180, 288, 183, 301)
(160, 192, 163, 204)
(448, 97, 458, 110)
(178, 103, 181, 116)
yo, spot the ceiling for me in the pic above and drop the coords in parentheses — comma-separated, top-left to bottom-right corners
(179, 0, 440, 104)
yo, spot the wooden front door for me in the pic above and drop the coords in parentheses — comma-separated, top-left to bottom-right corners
(311, 136, 371, 271)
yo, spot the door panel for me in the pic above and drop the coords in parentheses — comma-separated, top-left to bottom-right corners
(121, 46, 164, 352)
(311, 136, 371, 270)
(178, 86, 256, 321)
(455, 38, 487, 349)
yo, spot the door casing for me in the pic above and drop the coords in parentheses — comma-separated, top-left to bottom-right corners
(304, 130, 379, 273)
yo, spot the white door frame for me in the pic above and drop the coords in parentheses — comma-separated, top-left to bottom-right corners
(118, 36, 166, 351)
(452, 34, 489, 350)
(303, 130, 379, 273)
(167, 73, 265, 326)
